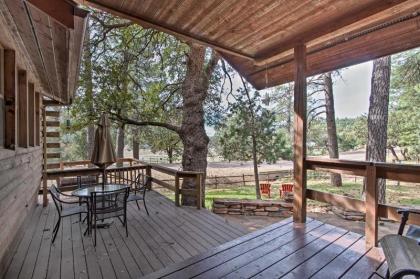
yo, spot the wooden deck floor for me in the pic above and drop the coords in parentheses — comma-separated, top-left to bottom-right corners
(144, 218, 387, 279)
(2, 191, 248, 279)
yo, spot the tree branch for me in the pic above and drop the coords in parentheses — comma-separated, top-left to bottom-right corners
(110, 114, 181, 134)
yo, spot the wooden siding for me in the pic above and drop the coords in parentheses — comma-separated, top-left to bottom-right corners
(2, 191, 247, 279)
(0, 147, 43, 275)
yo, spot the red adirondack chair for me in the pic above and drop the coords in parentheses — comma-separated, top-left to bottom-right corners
(280, 183, 294, 198)
(259, 183, 271, 198)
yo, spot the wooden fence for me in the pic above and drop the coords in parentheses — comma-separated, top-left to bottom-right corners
(43, 158, 203, 209)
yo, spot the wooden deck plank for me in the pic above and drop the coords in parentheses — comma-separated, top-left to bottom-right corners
(109, 221, 153, 275)
(152, 194, 240, 242)
(142, 218, 295, 279)
(143, 200, 207, 255)
(164, 220, 313, 279)
(127, 205, 192, 260)
(249, 226, 348, 278)
(106, 224, 143, 278)
(46, 205, 63, 279)
(217, 223, 334, 279)
(341, 247, 385, 279)
(311, 237, 369, 279)
(70, 215, 88, 279)
(61, 213, 75, 279)
(127, 206, 176, 266)
(4, 191, 386, 279)
(3, 206, 43, 279)
(32, 205, 57, 279)
(99, 227, 131, 279)
(147, 194, 220, 247)
(282, 231, 363, 279)
(18, 205, 51, 279)
(92, 224, 118, 279)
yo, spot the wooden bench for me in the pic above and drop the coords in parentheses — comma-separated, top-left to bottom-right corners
(380, 234, 420, 279)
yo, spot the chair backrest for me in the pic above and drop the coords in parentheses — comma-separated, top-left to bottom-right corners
(49, 185, 63, 213)
(260, 183, 271, 194)
(133, 174, 152, 192)
(281, 183, 294, 192)
(91, 187, 129, 215)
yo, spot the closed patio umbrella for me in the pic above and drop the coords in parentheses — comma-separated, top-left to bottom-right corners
(91, 114, 117, 188)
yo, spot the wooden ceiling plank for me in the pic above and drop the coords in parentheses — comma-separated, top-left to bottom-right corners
(85, 0, 255, 61)
(254, 0, 409, 64)
(247, 14, 420, 89)
(27, 0, 75, 29)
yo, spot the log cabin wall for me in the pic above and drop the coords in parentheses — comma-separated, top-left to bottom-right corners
(0, 6, 43, 274)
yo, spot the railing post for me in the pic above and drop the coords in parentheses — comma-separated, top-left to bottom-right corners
(175, 173, 180, 207)
(365, 164, 378, 248)
(42, 172, 48, 207)
(196, 173, 202, 209)
(146, 165, 152, 190)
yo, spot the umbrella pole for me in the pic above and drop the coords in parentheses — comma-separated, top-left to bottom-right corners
(102, 167, 106, 190)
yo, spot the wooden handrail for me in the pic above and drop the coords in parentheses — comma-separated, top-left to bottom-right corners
(43, 158, 203, 209)
(305, 156, 420, 247)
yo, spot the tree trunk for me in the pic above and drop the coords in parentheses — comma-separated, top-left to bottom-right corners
(132, 128, 140, 159)
(84, 23, 95, 160)
(117, 124, 125, 167)
(364, 56, 391, 204)
(167, 148, 173, 164)
(323, 72, 342, 186)
(251, 133, 261, 199)
(180, 44, 219, 206)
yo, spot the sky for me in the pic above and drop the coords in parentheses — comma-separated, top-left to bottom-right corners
(332, 61, 373, 118)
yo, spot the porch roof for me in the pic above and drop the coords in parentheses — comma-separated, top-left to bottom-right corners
(3, 0, 88, 104)
(80, 0, 420, 89)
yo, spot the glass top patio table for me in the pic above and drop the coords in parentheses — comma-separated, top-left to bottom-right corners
(72, 184, 129, 198)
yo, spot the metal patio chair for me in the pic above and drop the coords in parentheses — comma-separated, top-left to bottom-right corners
(90, 187, 129, 246)
(127, 174, 150, 215)
(49, 185, 89, 243)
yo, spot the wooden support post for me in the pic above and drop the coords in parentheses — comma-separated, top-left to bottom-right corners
(42, 107, 48, 207)
(366, 165, 378, 248)
(196, 174, 202, 209)
(175, 173, 180, 207)
(293, 44, 307, 223)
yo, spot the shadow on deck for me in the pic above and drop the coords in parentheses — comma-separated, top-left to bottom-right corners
(2, 191, 248, 279)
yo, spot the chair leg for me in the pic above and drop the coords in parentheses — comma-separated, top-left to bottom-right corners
(52, 217, 61, 243)
(93, 216, 96, 247)
(135, 200, 141, 210)
(125, 212, 128, 237)
(143, 199, 150, 216)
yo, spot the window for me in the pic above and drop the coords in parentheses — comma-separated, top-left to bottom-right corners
(4, 49, 16, 149)
(28, 82, 34, 146)
(18, 70, 28, 148)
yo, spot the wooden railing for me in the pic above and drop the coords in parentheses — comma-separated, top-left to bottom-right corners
(304, 157, 420, 247)
(43, 158, 203, 209)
